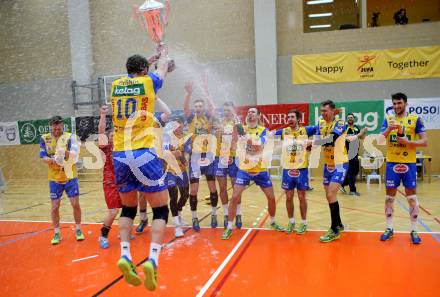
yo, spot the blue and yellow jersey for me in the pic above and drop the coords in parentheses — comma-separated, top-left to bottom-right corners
(186, 111, 212, 153)
(381, 113, 425, 163)
(238, 125, 268, 173)
(216, 118, 239, 158)
(274, 126, 316, 169)
(163, 133, 192, 175)
(316, 119, 348, 166)
(111, 73, 163, 152)
(40, 132, 78, 182)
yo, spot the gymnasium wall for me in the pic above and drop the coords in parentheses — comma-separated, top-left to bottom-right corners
(0, 0, 74, 122)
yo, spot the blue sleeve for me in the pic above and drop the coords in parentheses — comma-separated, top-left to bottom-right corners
(149, 72, 163, 94)
(305, 126, 317, 136)
(273, 129, 283, 138)
(415, 117, 426, 134)
(186, 112, 195, 123)
(332, 121, 346, 136)
(260, 128, 268, 144)
(380, 118, 388, 133)
(39, 137, 48, 158)
(184, 137, 192, 153)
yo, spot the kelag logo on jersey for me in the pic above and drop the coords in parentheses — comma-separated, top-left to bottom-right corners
(112, 84, 145, 96)
(393, 164, 409, 173)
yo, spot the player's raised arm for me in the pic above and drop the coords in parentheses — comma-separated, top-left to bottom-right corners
(183, 81, 193, 118)
(155, 43, 170, 80)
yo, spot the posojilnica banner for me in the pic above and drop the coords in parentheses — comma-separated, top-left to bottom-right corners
(384, 98, 440, 130)
(292, 45, 440, 84)
(309, 100, 384, 134)
(235, 103, 310, 130)
(18, 118, 73, 145)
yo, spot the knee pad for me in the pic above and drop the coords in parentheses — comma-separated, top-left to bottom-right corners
(152, 205, 169, 223)
(120, 205, 137, 220)
(190, 177, 200, 184)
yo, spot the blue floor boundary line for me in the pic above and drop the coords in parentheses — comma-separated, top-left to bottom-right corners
(396, 199, 440, 243)
(0, 227, 52, 248)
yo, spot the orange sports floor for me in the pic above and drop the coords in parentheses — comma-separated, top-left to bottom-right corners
(0, 220, 439, 297)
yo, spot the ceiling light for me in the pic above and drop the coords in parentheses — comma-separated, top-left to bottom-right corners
(309, 24, 332, 28)
(308, 12, 333, 18)
(306, 0, 334, 5)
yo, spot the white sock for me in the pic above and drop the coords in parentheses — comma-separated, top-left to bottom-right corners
(227, 221, 234, 230)
(385, 195, 394, 230)
(173, 216, 180, 227)
(178, 211, 182, 218)
(222, 204, 228, 216)
(120, 241, 131, 260)
(236, 204, 242, 215)
(289, 218, 295, 224)
(408, 195, 419, 232)
(140, 210, 147, 221)
(212, 207, 217, 216)
(301, 219, 307, 225)
(75, 224, 81, 231)
(54, 227, 60, 234)
(270, 216, 275, 224)
(149, 242, 162, 266)
(191, 211, 198, 219)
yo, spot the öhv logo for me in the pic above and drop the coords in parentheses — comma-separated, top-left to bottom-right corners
(112, 84, 145, 96)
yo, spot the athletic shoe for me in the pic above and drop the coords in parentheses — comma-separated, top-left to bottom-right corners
(136, 220, 148, 234)
(179, 216, 189, 226)
(296, 223, 307, 235)
(51, 232, 61, 245)
(285, 222, 295, 234)
(223, 215, 228, 229)
(339, 186, 347, 194)
(319, 229, 340, 242)
(380, 228, 394, 241)
(410, 230, 422, 244)
(192, 218, 200, 232)
(337, 224, 345, 233)
(175, 226, 184, 238)
(349, 191, 360, 196)
(117, 256, 142, 286)
(76, 229, 85, 241)
(143, 258, 158, 291)
(99, 236, 109, 249)
(211, 215, 218, 228)
(221, 228, 232, 240)
(270, 222, 285, 232)
(235, 215, 242, 229)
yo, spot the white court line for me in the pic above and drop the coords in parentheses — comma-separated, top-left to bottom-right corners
(0, 220, 438, 234)
(72, 254, 99, 263)
(196, 228, 253, 297)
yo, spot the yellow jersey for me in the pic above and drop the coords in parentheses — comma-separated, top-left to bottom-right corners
(318, 119, 348, 166)
(111, 73, 162, 152)
(40, 132, 78, 182)
(275, 126, 316, 169)
(187, 112, 212, 154)
(216, 118, 239, 158)
(237, 125, 268, 173)
(381, 113, 425, 163)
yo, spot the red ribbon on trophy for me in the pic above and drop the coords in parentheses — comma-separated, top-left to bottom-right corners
(134, 0, 170, 44)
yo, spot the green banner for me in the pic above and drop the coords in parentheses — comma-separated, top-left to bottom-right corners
(309, 100, 384, 134)
(18, 118, 73, 144)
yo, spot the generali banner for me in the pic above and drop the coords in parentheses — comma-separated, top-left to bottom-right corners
(292, 45, 440, 84)
(235, 103, 309, 130)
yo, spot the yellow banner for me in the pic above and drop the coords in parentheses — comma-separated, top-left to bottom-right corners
(292, 45, 440, 84)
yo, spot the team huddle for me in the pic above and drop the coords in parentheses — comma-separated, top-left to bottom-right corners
(39, 45, 428, 291)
